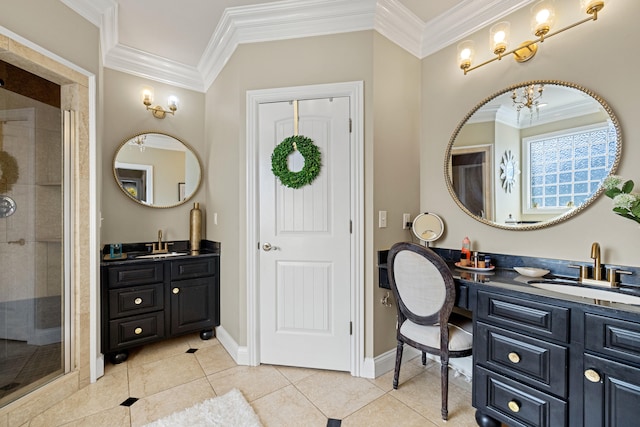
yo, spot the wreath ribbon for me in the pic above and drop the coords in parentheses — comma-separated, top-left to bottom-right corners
(271, 135, 321, 189)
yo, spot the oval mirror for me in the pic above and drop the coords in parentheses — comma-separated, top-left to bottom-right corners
(113, 132, 202, 208)
(445, 80, 621, 230)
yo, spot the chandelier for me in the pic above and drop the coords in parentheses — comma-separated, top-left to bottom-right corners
(129, 135, 147, 152)
(512, 84, 544, 124)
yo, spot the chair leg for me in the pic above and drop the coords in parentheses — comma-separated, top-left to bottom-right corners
(393, 341, 403, 389)
(441, 357, 449, 421)
(421, 351, 426, 365)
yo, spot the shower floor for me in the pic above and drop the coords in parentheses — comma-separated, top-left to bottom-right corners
(0, 339, 62, 402)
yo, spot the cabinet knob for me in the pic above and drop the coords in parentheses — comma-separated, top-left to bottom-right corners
(507, 400, 520, 413)
(584, 369, 601, 383)
(134, 327, 143, 335)
(173, 287, 180, 294)
(134, 297, 143, 305)
(508, 352, 521, 364)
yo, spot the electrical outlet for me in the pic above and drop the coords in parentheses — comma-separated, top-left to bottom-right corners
(378, 210, 387, 228)
(403, 213, 411, 229)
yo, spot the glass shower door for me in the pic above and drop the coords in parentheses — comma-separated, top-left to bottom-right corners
(0, 81, 65, 406)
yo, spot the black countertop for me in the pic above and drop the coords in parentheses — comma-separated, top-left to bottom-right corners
(379, 246, 640, 315)
(100, 239, 220, 266)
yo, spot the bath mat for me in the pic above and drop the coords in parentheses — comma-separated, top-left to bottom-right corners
(143, 388, 262, 427)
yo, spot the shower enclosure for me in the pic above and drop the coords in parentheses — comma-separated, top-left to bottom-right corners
(0, 62, 69, 407)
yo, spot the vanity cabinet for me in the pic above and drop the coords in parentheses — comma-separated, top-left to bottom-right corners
(101, 254, 220, 364)
(582, 314, 640, 426)
(472, 287, 640, 427)
(474, 291, 570, 427)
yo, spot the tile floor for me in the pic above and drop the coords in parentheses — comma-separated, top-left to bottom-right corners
(27, 333, 479, 426)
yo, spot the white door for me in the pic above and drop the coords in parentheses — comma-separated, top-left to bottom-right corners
(258, 97, 351, 371)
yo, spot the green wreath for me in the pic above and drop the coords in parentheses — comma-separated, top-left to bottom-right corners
(0, 150, 19, 192)
(271, 135, 321, 189)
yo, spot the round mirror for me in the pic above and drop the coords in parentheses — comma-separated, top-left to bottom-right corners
(113, 132, 202, 208)
(445, 80, 621, 230)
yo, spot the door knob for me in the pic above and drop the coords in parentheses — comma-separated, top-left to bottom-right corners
(262, 242, 278, 251)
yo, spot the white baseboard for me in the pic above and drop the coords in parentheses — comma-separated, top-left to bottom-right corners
(364, 346, 472, 381)
(215, 326, 250, 366)
(215, 326, 470, 381)
(361, 346, 421, 379)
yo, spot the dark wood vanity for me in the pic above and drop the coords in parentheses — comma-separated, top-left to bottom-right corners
(455, 257, 640, 427)
(100, 240, 220, 364)
(380, 248, 640, 426)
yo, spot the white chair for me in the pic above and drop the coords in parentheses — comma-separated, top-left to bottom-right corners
(388, 242, 473, 421)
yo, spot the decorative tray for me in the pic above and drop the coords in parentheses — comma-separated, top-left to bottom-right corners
(454, 262, 495, 272)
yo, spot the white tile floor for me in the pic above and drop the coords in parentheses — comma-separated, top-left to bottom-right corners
(26, 333, 479, 426)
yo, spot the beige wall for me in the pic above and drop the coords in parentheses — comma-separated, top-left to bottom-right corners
(101, 68, 206, 244)
(421, 1, 637, 265)
(204, 30, 421, 357)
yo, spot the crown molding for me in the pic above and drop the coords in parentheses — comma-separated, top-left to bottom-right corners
(60, 0, 532, 92)
(419, 0, 534, 58)
(60, 0, 115, 27)
(199, 0, 377, 90)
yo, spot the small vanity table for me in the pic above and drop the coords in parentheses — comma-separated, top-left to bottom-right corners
(100, 240, 220, 364)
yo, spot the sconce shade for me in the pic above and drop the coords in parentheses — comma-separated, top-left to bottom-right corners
(490, 21, 510, 55)
(142, 90, 178, 119)
(531, 0, 556, 37)
(580, 0, 605, 15)
(457, 40, 475, 71)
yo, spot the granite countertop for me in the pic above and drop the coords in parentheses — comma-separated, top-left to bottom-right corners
(100, 239, 220, 266)
(448, 261, 640, 315)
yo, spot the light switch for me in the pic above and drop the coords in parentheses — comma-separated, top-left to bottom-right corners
(379, 210, 387, 228)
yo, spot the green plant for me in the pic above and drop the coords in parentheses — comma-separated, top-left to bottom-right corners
(603, 175, 640, 224)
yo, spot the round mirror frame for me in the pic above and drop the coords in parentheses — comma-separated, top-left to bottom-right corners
(444, 80, 622, 231)
(113, 131, 203, 208)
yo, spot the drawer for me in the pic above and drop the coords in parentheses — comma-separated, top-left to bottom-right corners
(476, 322, 568, 397)
(477, 291, 570, 342)
(108, 283, 164, 319)
(474, 366, 567, 427)
(107, 263, 163, 288)
(171, 257, 215, 280)
(108, 312, 164, 351)
(585, 313, 640, 365)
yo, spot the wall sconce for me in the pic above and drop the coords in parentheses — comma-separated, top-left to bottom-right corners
(458, 0, 606, 75)
(142, 89, 178, 119)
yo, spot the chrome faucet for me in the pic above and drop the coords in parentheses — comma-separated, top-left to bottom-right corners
(590, 242, 602, 281)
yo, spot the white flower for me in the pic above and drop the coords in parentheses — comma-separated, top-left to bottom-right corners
(603, 175, 624, 190)
(613, 193, 638, 211)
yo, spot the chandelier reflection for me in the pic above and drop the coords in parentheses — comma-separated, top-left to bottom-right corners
(129, 135, 147, 152)
(512, 84, 544, 124)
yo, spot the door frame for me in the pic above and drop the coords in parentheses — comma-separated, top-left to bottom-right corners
(246, 81, 364, 376)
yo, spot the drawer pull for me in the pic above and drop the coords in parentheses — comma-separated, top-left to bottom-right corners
(172, 287, 180, 294)
(134, 297, 143, 305)
(584, 369, 601, 383)
(134, 327, 143, 335)
(508, 400, 520, 413)
(508, 352, 521, 364)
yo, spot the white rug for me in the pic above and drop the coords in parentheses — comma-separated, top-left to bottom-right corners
(143, 388, 263, 427)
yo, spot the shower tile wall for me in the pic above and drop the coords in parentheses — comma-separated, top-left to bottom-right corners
(1, 85, 62, 405)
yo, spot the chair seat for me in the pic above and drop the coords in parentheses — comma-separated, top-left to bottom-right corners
(399, 313, 473, 352)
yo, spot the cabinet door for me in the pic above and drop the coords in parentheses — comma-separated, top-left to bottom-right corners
(583, 354, 640, 427)
(170, 277, 216, 335)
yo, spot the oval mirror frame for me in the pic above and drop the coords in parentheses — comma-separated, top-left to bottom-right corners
(113, 131, 203, 208)
(444, 80, 622, 230)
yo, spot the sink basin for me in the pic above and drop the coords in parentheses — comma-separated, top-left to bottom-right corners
(135, 252, 188, 259)
(529, 282, 640, 305)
